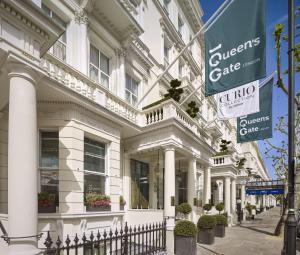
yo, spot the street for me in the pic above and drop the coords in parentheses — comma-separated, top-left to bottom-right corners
(197, 207, 283, 255)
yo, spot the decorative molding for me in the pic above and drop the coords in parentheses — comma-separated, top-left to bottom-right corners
(74, 9, 88, 25)
(0, 0, 49, 40)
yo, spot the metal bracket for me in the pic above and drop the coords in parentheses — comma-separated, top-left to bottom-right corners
(0, 233, 43, 244)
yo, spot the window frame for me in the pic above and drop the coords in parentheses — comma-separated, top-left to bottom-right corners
(125, 73, 139, 105)
(83, 136, 108, 195)
(38, 130, 60, 207)
(89, 44, 110, 88)
(41, 3, 67, 61)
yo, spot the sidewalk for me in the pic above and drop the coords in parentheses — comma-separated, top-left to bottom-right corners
(197, 207, 283, 255)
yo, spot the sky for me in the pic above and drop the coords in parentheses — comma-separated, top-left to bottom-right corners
(200, 0, 300, 179)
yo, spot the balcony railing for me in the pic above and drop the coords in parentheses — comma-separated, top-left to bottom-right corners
(40, 55, 207, 139)
(212, 154, 236, 167)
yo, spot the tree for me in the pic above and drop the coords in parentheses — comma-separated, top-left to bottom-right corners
(264, 22, 300, 236)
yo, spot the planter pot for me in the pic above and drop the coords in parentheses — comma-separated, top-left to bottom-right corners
(120, 204, 125, 211)
(197, 228, 215, 245)
(86, 205, 111, 212)
(215, 224, 225, 238)
(175, 236, 196, 255)
(38, 203, 56, 213)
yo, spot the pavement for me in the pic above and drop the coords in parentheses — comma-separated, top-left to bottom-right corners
(197, 207, 284, 255)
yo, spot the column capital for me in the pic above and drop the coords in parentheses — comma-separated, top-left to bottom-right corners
(6, 62, 38, 86)
(163, 146, 175, 152)
(74, 9, 88, 24)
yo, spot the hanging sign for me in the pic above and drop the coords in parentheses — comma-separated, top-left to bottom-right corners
(237, 78, 273, 143)
(205, 0, 266, 97)
(216, 80, 260, 120)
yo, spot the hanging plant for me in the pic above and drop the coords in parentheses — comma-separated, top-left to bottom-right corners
(164, 79, 183, 102)
(186, 101, 199, 118)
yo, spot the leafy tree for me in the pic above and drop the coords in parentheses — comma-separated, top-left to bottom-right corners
(186, 101, 199, 118)
(164, 79, 183, 102)
(264, 21, 300, 236)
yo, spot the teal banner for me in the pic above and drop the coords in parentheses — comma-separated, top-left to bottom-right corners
(205, 0, 266, 96)
(237, 78, 273, 143)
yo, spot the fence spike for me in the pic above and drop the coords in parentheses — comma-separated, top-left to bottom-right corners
(44, 231, 53, 249)
(97, 230, 101, 240)
(115, 228, 118, 236)
(65, 235, 71, 247)
(90, 231, 94, 242)
(74, 233, 79, 244)
(82, 232, 87, 243)
(56, 236, 62, 248)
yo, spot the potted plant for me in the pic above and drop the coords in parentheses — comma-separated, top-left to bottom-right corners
(215, 202, 224, 214)
(85, 193, 111, 212)
(174, 220, 197, 255)
(197, 215, 216, 245)
(38, 192, 56, 213)
(245, 203, 256, 220)
(119, 195, 126, 210)
(203, 203, 212, 214)
(214, 215, 227, 238)
(177, 202, 192, 219)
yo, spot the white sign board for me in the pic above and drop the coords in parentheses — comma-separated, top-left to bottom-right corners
(216, 81, 260, 120)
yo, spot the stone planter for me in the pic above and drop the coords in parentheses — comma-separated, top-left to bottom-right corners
(86, 205, 111, 212)
(215, 224, 225, 238)
(38, 203, 56, 213)
(175, 236, 196, 255)
(197, 228, 215, 245)
(120, 204, 125, 211)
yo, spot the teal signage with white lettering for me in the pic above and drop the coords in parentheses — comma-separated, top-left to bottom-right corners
(237, 78, 273, 143)
(205, 0, 266, 96)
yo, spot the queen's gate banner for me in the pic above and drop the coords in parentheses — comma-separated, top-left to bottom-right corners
(205, 0, 266, 97)
(237, 78, 273, 143)
(216, 80, 260, 120)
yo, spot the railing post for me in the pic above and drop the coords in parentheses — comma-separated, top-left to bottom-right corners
(124, 222, 129, 255)
(163, 219, 167, 251)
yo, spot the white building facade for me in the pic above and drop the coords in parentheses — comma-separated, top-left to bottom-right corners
(0, 0, 275, 254)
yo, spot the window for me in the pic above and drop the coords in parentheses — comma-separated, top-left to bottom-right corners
(125, 74, 139, 105)
(178, 62, 184, 78)
(89, 44, 110, 88)
(84, 138, 106, 195)
(178, 16, 184, 36)
(39, 131, 59, 205)
(164, 45, 170, 67)
(163, 0, 170, 13)
(42, 4, 67, 61)
(131, 160, 149, 209)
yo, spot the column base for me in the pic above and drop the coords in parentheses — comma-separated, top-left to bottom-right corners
(9, 247, 41, 255)
(166, 229, 174, 254)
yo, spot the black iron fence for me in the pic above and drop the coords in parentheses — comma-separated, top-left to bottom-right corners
(43, 221, 166, 255)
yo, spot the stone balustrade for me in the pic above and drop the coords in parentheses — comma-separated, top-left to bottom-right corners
(40, 54, 206, 137)
(212, 154, 236, 166)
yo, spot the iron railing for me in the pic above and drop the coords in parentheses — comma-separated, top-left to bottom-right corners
(43, 221, 166, 255)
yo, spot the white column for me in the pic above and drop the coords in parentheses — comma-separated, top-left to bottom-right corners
(7, 65, 39, 255)
(241, 184, 246, 220)
(224, 177, 231, 215)
(119, 50, 126, 98)
(204, 166, 211, 204)
(67, 10, 88, 74)
(123, 153, 131, 211)
(262, 195, 266, 211)
(164, 147, 175, 253)
(187, 158, 197, 223)
(231, 178, 237, 213)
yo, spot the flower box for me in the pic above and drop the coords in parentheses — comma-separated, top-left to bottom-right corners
(38, 192, 56, 213)
(38, 203, 56, 213)
(86, 205, 111, 212)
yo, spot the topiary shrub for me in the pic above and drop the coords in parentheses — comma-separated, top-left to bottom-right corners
(214, 215, 227, 226)
(174, 220, 197, 237)
(177, 203, 192, 215)
(215, 202, 224, 214)
(164, 79, 183, 102)
(203, 203, 212, 212)
(197, 215, 216, 229)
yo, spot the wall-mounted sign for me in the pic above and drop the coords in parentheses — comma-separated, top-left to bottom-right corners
(205, 0, 266, 96)
(237, 78, 273, 143)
